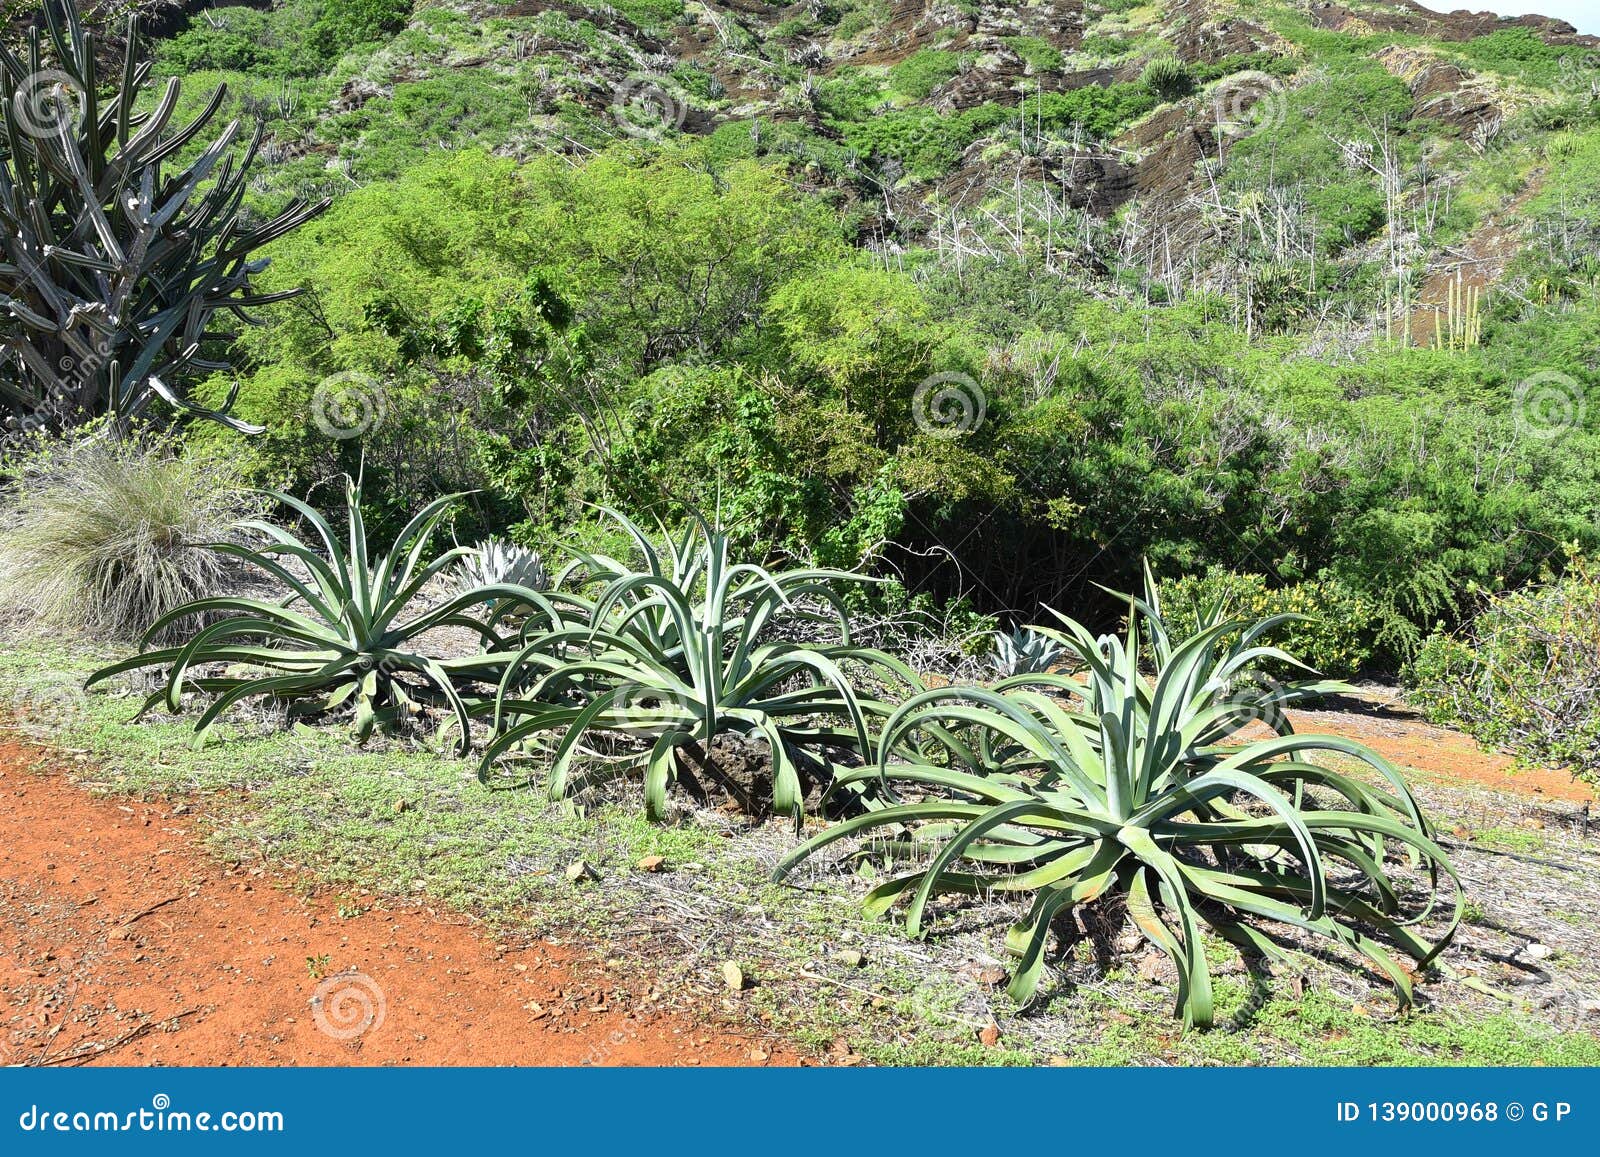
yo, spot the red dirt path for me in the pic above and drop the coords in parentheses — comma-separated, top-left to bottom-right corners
(1285, 701, 1595, 806)
(0, 740, 792, 1067)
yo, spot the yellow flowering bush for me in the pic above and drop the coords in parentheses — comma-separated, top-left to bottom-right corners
(1410, 558, 1600, 785)
(1159, 568, 1377, 677)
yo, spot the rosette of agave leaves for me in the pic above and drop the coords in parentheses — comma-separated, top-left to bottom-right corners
(988, 626, 1066, 678)
(777, 575, 1462, 1027)
(87, 479, 568, 752)
(479, 508, 922, 822)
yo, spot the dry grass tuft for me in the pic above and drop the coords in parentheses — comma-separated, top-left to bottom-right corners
(0, 435, 252, 642)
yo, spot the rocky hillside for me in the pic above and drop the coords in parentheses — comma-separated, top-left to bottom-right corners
(55, 0, 1581, 346)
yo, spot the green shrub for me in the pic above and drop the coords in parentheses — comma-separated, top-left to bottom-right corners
(1080, 34, 1134, 60)
(307, 0, 412, 59)
(605, 0, 686, 34)
(1220, 61, 1413, 254)
(1031, 84, 1158, 138)
(1003, 36, 1064, 73)
(0, 435, 251, 642)
(834, 86, 1155, 177)
(671, 61, 719, 101)
(814, 67, 890, 121)
(1410, 559, 1600, 784)
(888, 49, 963, 100)
(1191, 52, 1297, 85)
(1458, 28, 1565, 86)
(834, 105, 1004, 177)
(1157, 569, 1377, 678)
(156, 8, 288, 76)
(200, 145, 849, 539)
(351, 71, 533, 179)
(832, 0, 890, 41)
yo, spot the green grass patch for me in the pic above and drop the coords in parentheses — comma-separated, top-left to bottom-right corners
(1471, 826, 1549, 855)
(888, 49, 964, 101)
(602, 0, 686, 35)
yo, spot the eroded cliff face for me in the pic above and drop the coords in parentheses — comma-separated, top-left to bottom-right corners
(1306, 0, 1590, 44)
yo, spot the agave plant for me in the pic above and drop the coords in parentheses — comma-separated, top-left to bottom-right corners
(86, 479, 567, 752)
(455, 536, 553, 619)
(479, 508, 921, 821)
(1140, 54, 1193, 100)
(987, 626, 1065, 678)
(456, 538, 550, 594)
(996, 563, 1338, 739)
(776, 595, 1462, 1028)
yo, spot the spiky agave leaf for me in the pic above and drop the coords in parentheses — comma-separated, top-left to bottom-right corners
(86, 478, 569, 752)
(456, 538, 550, 594)
(987, 626, 1065, 678)
(775, 598, 1462, 1028)
(997, 561, 1349, 745)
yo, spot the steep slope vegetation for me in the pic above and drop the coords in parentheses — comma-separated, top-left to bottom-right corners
(11, 1, 1598, 669)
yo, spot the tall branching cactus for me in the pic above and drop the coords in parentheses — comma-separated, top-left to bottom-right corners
(0, 2, 328, 434)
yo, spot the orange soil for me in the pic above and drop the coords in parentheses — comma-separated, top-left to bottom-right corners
(1284, 702, 1595, 806)
(0, 740, 792, 1067)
